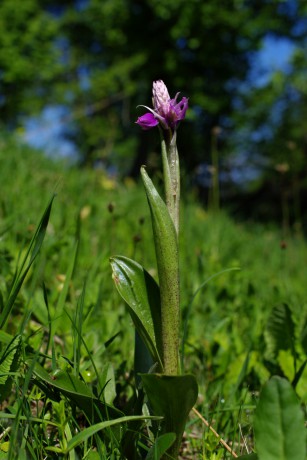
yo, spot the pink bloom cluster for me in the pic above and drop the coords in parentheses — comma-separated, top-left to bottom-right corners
(136, 80, 188, 131)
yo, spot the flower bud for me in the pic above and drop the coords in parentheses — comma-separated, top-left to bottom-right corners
(152, 80, 170, 110)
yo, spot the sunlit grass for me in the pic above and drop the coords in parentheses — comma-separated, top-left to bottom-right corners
(0, 135, 306, 458)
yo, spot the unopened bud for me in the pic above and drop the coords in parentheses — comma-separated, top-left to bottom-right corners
(152, 80, 170, 110)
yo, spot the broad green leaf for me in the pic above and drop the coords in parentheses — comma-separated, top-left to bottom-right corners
(277, 350, 307, 401)
(146, 432, 176, 460)
(110, 256, 162, 369)
(141, 373, 198, 459)
(254, 376, 306, 460)
(265, 304, 295, 358)
(141, 167, 180, 375)
(134, 330, 155, 382)
(0, 335, 22, 403)
(0, 196, 54, 329)
(29, 360, 123, 422)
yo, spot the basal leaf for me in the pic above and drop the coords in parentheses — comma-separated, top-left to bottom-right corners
(265, 304, 295, 358)
(145, 432, 176, 460)
(254, 376, 306, 460)
(29, 360, 123, 422)
(134, 330, 156, 383)
(141, 373, 198, 459)
(110, 256, 162, 369)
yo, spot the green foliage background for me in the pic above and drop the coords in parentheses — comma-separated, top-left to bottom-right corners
(0, 133, 306, 457)
(0, 0, 306, 219)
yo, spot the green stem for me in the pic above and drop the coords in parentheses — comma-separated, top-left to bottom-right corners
(161, 136, 174, 220)
(168, 133, 180, 235)
(161, 130, 180, 236)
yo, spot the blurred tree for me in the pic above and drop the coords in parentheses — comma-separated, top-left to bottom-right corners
(0, 0, 61, 121)
(0, 0, 305, 181)
(231, 9, 307, 224)
(58, 0, 299, 172)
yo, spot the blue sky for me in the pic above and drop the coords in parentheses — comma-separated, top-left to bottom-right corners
(23, 105, 78, 161)
(248, 34, 296, 88)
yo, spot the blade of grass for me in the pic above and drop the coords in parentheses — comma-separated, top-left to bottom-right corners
(73, 280, 86, 378)
(181, 267, 240, 368)
(50, 240, 79, 341)
(56, 415, 162, 454)
(0, 195, 55, 329)
(192, 407, 238, 458)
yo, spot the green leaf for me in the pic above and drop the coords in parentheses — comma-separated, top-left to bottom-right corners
(134, 330, 155, 383)
(29, 360, 123, 422)
(101, 363, 116, 405)
(0, 335, 22, 403)
(254, 376, 306, 460)
(56, 415, 162, 454)
(141, 167, 180, 375)
(146, 432, 176, 460)
(0, 195, 54, 329)
(292, 359, 307, 390)
(110, 256, 162, 369)
(0, 331, 14, 346)
(265, 304, 295, 358)
(300, 318, 307, 354)
(141, 373, 198, 459)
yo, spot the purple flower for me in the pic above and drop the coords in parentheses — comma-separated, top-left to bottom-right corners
(136, 80, 188, 131)
(135, 113, 159, 130)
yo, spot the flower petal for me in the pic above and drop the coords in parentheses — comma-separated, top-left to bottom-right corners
(135, 113, 159, 130)
(175, 97, 189, 121)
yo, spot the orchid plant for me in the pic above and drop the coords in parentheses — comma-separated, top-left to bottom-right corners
(136, 80, 188, 237)
(110, 81, 198, 459)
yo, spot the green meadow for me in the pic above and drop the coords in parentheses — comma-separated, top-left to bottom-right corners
(0, 135, 306, 458)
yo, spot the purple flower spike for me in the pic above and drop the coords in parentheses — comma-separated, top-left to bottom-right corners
(136, 112, 159, 130)
(136, 80, 188, 132)
(153, 80, 170, 110)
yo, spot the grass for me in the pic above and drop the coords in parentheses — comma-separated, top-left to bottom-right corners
(0, 133, 306, 458)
